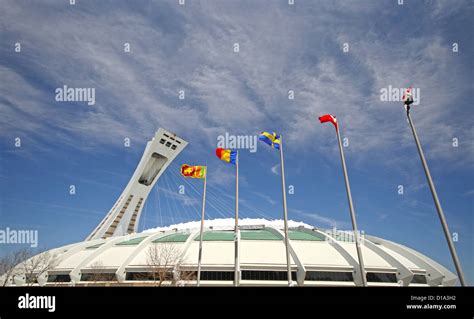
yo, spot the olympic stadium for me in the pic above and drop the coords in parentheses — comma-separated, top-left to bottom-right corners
(3, 129, 458, 287)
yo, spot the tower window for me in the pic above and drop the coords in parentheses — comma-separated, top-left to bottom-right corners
(138, 153, 168, 186)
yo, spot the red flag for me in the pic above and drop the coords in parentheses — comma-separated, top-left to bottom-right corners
(319, 114, 338, 130)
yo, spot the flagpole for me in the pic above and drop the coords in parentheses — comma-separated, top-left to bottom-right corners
(336, 127, 368, 287)
(196, 174, 207, 287)
(234, 151, 240, 286)
(406, 112, 466, 286)
(279, 135, 293, 286)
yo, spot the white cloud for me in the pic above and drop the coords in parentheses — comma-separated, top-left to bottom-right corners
(255, 192, 277, 206)
(271, 163, 280, 175)
(156, 186, 199, 207)
(292, 209, 347, 229)
(0, 0, 471, 173)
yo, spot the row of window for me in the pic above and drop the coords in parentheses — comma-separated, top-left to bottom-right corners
(163, 133, 182, 144)
(126, 271, 295, 281)
(159, 138, 178, 150)
(241, 271, 297, 281)
(123, 271, 412, 283)
(47, 273, 118, 282)
(45, 271, 427, 284)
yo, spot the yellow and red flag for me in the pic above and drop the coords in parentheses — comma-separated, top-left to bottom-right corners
(180, 164, 207, 179)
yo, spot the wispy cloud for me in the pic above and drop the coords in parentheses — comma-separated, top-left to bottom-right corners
(1, 1, 471, 179)
(463, 189, 474, 197)
(255, 192, 277, 206)
(271, 163, 280, 176)
(2, 198, 105, 217)
(156, 186, 199, 207)
(292, 209, 347, 229)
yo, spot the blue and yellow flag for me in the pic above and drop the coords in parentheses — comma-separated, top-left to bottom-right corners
(259, 132, 281, 150)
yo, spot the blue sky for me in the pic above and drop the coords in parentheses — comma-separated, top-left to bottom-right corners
(0, 0, 473, 284)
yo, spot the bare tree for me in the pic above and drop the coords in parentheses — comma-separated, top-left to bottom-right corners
(174, 268, 197, 287)
(145, 243, 195, 286)
(20, 250, 58, 286)
(0, 249, 31, 287)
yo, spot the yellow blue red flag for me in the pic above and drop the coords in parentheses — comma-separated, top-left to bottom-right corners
(215, 148, 237, 164)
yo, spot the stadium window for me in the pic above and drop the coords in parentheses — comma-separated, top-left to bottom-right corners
(411, 274, 427, 284)
(366, 272, 397, 283)
(159, 138, 165, 144)
(304, 271, 354, 282)
(125, 271, 173, 281)
(126, 272, 154, 281)
(241, 271, 296, 281)
(165, 141, 171, 147)
(47, 274, 71, 283)
(80, 273, 116, 282)
(25, 274, 38, 284)
(200, 271, 234, 281)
